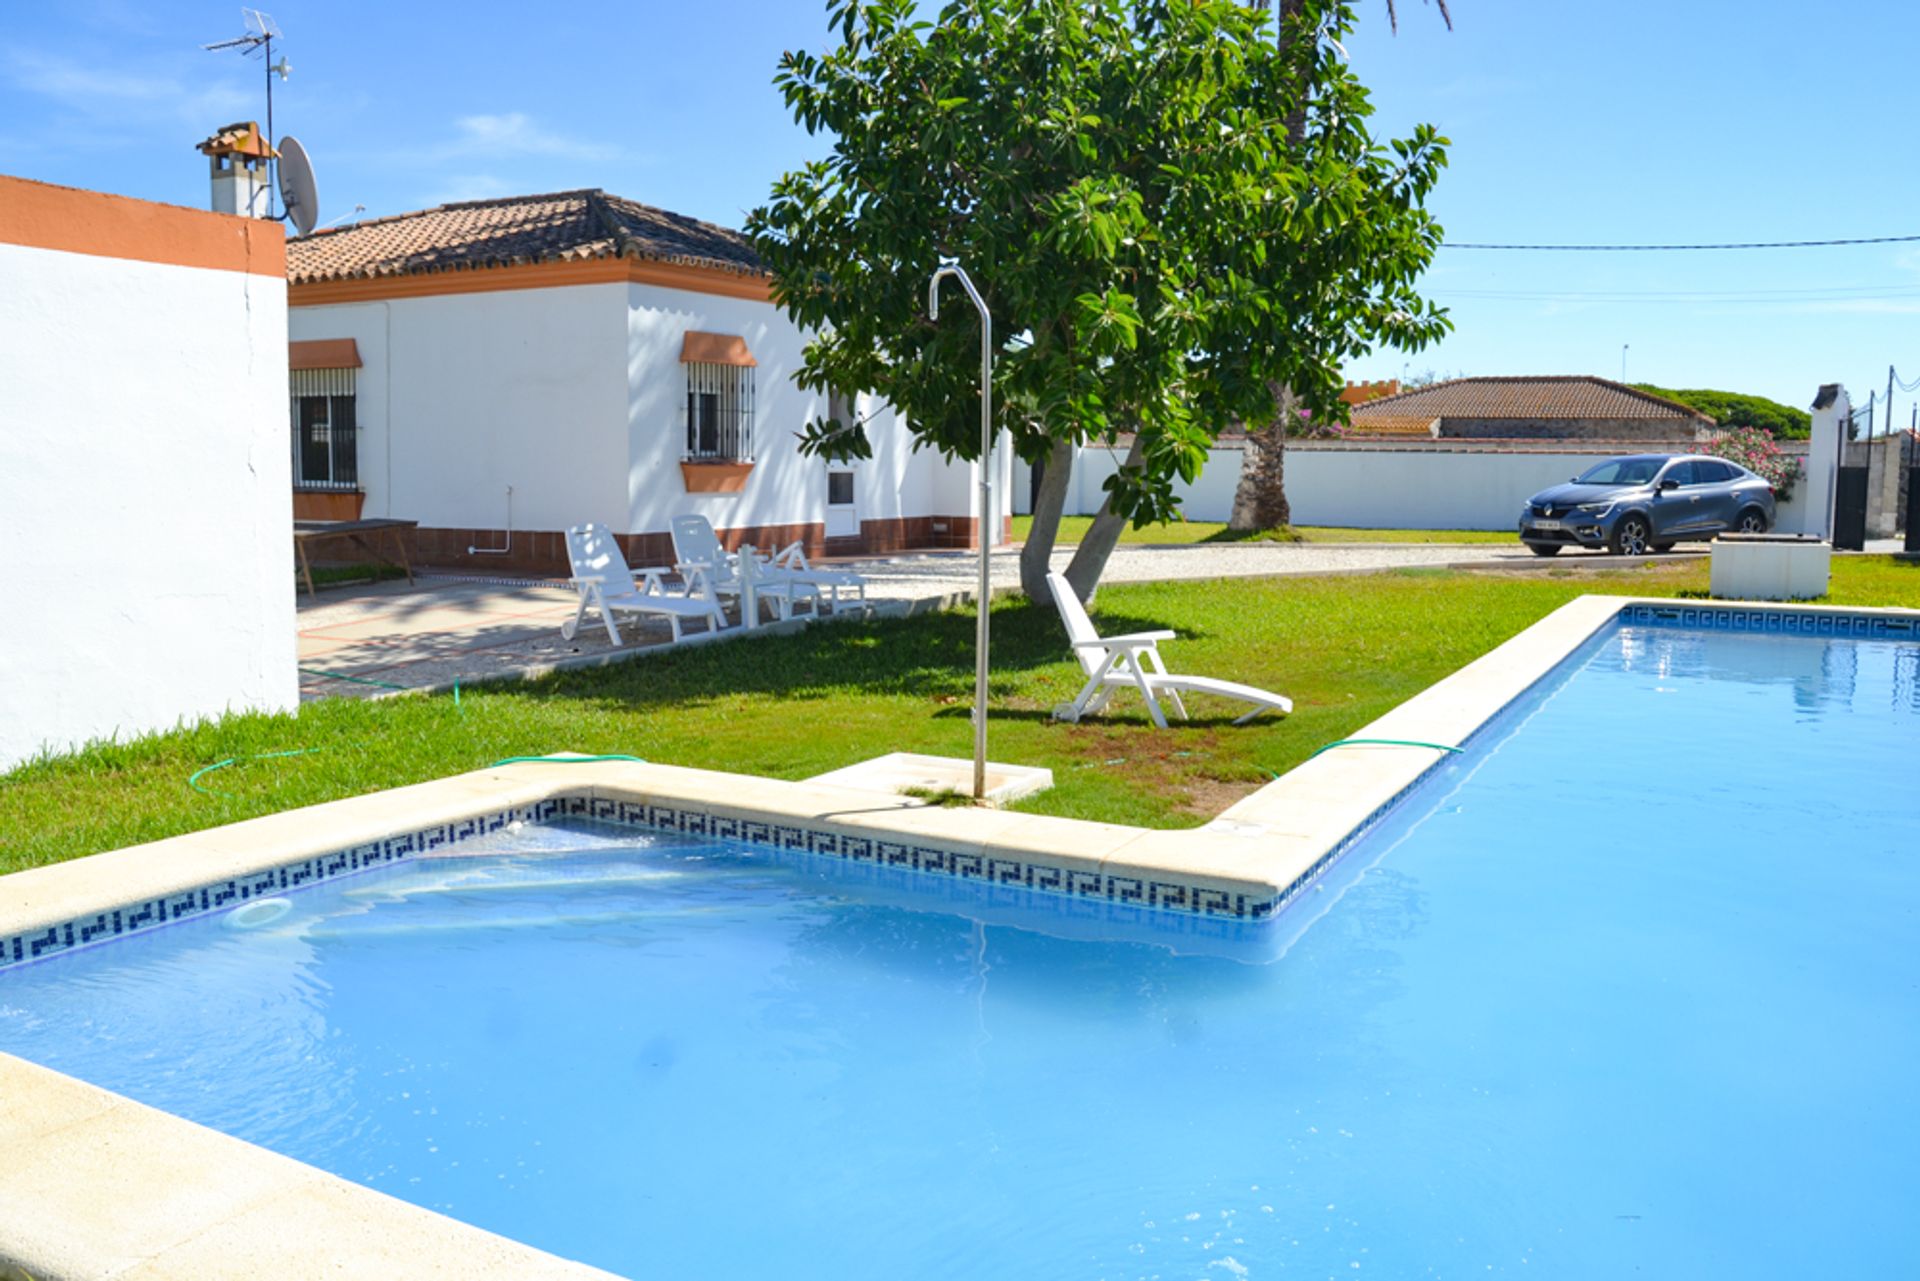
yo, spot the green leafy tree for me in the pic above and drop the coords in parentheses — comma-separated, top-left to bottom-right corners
(750, 0, 1451, 600)
(1631, 384, 1812, 439)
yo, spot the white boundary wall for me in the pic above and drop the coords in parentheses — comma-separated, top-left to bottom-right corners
(1017, 442, 1810, 531)
(0, 212, 295, 769)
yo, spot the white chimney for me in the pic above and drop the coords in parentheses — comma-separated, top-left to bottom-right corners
(196, 121, 276, 218)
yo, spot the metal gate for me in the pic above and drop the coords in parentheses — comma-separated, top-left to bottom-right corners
(1834, 466, 1869, 551)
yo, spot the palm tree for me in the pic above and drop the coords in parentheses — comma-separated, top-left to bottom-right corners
(1227, 0, 1451, 531)
(1386, 0, 1451, 33)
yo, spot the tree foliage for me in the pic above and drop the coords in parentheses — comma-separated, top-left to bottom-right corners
(1632, 384, 1811, 440)
(750, 0, 1451, 543)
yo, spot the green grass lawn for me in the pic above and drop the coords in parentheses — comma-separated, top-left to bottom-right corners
(6, 557, 1918, 874)
(1012, 514, 1515, 545)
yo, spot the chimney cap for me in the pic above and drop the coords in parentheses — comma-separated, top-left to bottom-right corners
(197, 121, 277, 160)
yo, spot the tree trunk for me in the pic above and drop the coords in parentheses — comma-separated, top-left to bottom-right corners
(1062, 433, 1145, 604)
(1228, 0, 1309, 533)
(1228, 386, 1295, 531)
(1019, 438, 1077, 599)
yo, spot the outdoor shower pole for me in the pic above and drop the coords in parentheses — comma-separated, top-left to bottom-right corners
(928, 258, 994, 800)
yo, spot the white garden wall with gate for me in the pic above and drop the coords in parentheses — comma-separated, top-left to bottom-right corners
(1017, 442, 1810, 532)
(0, 182, 294, 770)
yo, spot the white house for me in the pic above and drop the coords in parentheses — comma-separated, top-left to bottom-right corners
(0, 168, 296, 770)
(286, 189, 1007, 572)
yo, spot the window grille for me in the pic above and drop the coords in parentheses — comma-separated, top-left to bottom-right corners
(684, 361, 755, 462)
(289, 367, 359, 490)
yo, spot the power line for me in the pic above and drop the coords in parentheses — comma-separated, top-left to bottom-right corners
(1434, 283, 1920, 302)
(1441, 234, 1920, 252)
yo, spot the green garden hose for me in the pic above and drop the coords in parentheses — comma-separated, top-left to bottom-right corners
(187, 748, 326, 796)
(1308, 737, 1463, 760)
(490, 754, 648, 767)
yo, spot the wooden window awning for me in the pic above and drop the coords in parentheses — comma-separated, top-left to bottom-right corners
(679, 331, 756, 367)
(289, 338, 362, 370)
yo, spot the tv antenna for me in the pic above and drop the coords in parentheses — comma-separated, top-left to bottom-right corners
(204, 10, 287, 218)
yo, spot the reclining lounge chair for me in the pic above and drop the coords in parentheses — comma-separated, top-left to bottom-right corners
(563, 523, 726, 645)
(1045, 572, 1292, 728)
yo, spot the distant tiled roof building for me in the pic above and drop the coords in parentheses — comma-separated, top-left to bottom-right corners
(287, 189, 764, 285)
(1349, 375, 1715, 443)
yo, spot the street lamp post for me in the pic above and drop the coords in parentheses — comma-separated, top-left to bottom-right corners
(928, 258, 995, 800)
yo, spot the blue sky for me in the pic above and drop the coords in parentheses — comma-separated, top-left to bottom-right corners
(4, 0, 1916, 414)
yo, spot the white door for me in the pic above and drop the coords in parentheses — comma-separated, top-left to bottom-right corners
(825, 467, 859, 538)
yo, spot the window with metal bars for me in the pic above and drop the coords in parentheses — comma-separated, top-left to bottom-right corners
(289, 367, 359, 490)
(684, 361, 755, 462)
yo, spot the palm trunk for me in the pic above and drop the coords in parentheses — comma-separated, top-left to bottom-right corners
(1228, 407, 1292, 531)
(1019, 438, 1077, 599)
(1062, 433, 1145, 604)
(1228, 0, 1309, 533)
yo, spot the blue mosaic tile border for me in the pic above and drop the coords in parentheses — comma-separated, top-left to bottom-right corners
(556, 796, 1275, 921)
(3, 793, 1295, 974)
(1622, 602, 1919, 638)
(0, 800, 568, 974)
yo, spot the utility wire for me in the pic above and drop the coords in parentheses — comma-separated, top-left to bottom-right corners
(1442, 234, 1920, 251)
(1434, 284, 1920, 302)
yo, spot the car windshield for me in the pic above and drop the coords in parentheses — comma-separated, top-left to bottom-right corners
(1575, 458, 1664, 486)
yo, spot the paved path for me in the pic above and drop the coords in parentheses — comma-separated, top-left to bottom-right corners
(294, 541, 1595, 701)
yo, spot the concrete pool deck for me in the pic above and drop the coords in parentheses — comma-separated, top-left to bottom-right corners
(13, 590, 1891, 1280)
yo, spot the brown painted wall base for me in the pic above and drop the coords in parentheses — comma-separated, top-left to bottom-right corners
(319, 515, 1014, 575)
(292, 490, 365, 521)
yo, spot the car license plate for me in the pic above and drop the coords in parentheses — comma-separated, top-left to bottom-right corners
(1530, 519, 1563, 531)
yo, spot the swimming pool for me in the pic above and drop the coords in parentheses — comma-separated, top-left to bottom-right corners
(4, 607, 1917, 1277)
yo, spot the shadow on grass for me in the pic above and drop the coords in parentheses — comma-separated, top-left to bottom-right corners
(518, 599, 1212, 713)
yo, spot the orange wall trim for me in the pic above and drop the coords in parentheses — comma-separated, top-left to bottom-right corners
(0, 173, 286, 277)
(289, 338, 362, 370)
(289, 256, 771, 308)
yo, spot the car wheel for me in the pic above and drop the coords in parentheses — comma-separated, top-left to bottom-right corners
(1610, 515, 1652, 556)
(1736, 507, 1769, 534)
(1652, 542, 1676, 553)
(1527, 543, 1562, 557)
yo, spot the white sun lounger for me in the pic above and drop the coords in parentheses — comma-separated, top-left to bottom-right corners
(768, 541, 867, 611)
(1045, 572, 1292, 728)
(563, 523, 726, 645)
(669, 514, 831, 625)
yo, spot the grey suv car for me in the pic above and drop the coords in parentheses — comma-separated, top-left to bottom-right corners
(1519, 454, 1775, 556)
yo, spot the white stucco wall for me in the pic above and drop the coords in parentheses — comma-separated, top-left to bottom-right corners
(0, 240, 294, 770)
(289, 284, 632, 534)
(1024, 442, 1811, 532)
(294, 278, 1002, 552)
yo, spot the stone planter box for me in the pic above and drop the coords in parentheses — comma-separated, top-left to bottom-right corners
(1710, 533, 1831, 601)
(680, 462, 753, 494)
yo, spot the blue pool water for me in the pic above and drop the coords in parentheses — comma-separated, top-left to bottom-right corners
(4, 620, 1919, 1278)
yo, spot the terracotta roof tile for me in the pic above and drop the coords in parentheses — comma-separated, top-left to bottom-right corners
(1350, 376, 1713, 424)
(287, 189, 763, 284)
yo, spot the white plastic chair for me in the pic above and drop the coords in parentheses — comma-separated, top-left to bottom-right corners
(563, 523, 726, 645)
(1045, 572, 1292, 728)
(769, 540, 867, 612)
(669, 514, 818, 625)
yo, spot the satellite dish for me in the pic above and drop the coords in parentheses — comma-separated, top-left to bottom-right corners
(277, 135, 319, 236)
